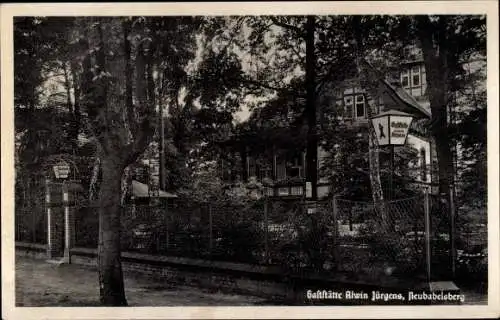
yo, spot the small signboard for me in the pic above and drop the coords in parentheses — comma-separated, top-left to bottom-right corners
(371, 116, 389, 145)
(389, 115, 413, 145)
(53, 161, 71, 179)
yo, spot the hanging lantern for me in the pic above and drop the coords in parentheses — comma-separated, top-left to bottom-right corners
(370, 109, 414, 146)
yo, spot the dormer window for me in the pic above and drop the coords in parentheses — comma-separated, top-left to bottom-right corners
(400, 64, 426, 98)
(401, 70, 410, 88)
(411, 66, 421, 86)
(341, 87, 366, 120)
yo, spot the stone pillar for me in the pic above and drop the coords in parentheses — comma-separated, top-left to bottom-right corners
(63, 182, 72, 263)
(46, 180, 64, 259)
(46, 178, 53, 258)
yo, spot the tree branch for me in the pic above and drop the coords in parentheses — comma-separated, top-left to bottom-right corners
(289, 43, 305, 65)
(270, 16, 305, 38)
(123, 19, 134, 124)
(315, 55, 354, 95)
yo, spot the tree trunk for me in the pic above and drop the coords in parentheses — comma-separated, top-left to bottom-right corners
(351, 17, 386, 212)
(355, 63, 388, 229)
(416, 16, 453, 198)
(98, 156, 127, 306)
(240, 146, 248, 182)
(305, 15, 318, 200)
(367, 121, 388, 229)
(70, 61, 81, 153)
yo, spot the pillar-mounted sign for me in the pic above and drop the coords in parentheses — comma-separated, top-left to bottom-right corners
(53, 160, 71, 179)
(370, 109, 414, 146)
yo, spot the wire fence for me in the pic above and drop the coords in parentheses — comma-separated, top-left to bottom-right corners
(17, 190, 485, 281)
(15, 207, 47, 244)
(334, 196, 427, 278)
(15, 178, 47, 244)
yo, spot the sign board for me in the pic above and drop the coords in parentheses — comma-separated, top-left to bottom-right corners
(306, 181, 312, 198)
(371, 111, 413, 146)
(389, 115, 413, 145)
(53, 161, 70, 179)
(371, 116, 389, 145)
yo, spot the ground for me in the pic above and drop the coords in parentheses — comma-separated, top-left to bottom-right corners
(15, 256, 266, 306)
(15, 256, 487, 306)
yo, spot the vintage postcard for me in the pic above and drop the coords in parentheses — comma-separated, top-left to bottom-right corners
(1, 1, 499, 319)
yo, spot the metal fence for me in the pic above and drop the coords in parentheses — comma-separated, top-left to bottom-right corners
(20, 191, 465, 281)
(15, 207, 47, 244)
(15, 178, 47, 244)
(334, 196, 427, 278)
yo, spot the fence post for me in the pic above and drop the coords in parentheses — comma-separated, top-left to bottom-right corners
(449, 185, 456, 279)
(264, 197, 269, 264)
(208, 203, 213, 255)
(332, 195, 339, 271)
(32, 182, 36, 242)
(165, 200, 169, 251)
(424, 190, 432, 283)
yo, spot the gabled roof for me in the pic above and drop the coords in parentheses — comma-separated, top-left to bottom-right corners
(381, 78, 431, 119)
(360, 58, 431, 120)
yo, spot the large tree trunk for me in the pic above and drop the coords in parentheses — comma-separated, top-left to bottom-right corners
(305, 15, 318, 200)
(416, 16, 453, 198)
(98, 155, 127, 306)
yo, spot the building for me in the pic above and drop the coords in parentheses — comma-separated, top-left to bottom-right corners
(219, 46, 435, 200)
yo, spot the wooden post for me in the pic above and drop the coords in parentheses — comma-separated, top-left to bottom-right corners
(31, 179, 36, 242)
(449, 184, 456, 279)
(389, 145, 394, 200)
(264, 197, 269, 264)
(165, 199, 170, 252)
(424, 190, 432, 282)
(332, 195, 339, 270)
(208, 203, 213, 254)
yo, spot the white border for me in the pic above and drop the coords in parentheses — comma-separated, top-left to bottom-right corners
(2, 2, 499, 319)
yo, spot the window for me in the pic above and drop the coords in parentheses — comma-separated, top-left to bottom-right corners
(265, 187, 274, 196)
(355, 94, 365, 118)
(248, 157, 257, 178)
(412, 66, 420, 87)
(344, 96, 353, 118)
(420, 148, 427, 181)
(259, 166, 273, 180)
(403, 47, 411, 59)
(290, 186, 303, 196)
(343, 88, 366, 120)
(401, 70, 410, 88)
(278, 187, 289, 196)
(276, 158, 286, 180)
(288, 154, 303, 178)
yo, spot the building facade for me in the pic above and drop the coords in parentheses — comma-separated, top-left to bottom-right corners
(220, 47, 435, 199)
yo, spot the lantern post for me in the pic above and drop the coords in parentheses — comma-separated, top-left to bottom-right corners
(53, 161, 71, 263)
(370, 109, 414, 200)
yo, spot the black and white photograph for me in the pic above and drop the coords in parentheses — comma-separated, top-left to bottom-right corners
(2, 2, 499, 319)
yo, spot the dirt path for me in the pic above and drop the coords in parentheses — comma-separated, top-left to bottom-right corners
(15, 256, 266, 306)
(15, 256, 487, 306)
